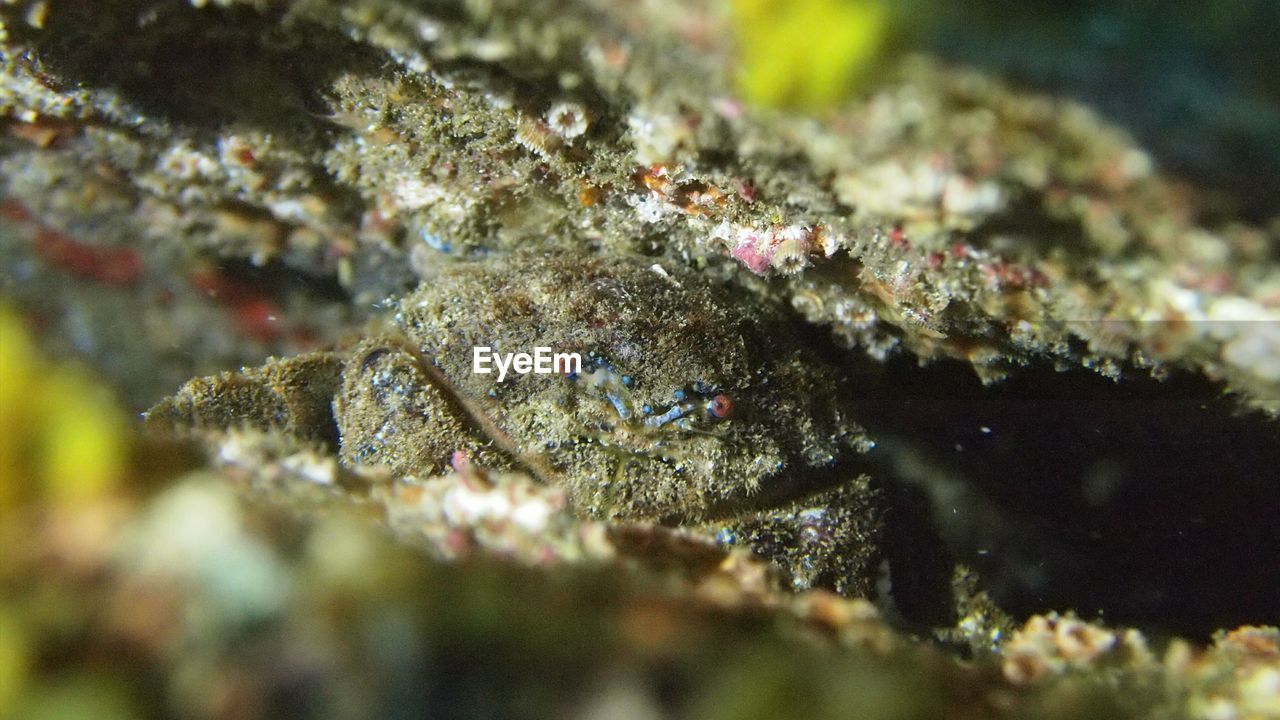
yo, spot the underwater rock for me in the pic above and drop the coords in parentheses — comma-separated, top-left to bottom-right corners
(4, 0, 1280, 411)
(5, 1, 1280, 717)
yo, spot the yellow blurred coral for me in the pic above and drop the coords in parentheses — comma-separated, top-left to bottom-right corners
(0, 304, 127, 512)
(0, 606, 30, 720)
(730, 0, 890, 111)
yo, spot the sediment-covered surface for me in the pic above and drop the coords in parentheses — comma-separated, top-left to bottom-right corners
(2, 1, 1278, 717)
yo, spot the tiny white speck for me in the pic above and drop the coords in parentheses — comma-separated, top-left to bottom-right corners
(649, 263, 681, 286)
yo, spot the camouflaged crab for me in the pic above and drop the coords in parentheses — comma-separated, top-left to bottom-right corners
(148, 252, 883, 590)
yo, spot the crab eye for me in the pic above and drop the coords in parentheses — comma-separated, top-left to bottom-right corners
(707, 394, 733, 419)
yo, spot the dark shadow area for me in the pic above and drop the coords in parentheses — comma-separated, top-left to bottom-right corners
(850, 348, 1280, 640)
(214, 256, 352, 306)
(878, 479, 958, 630)
(964, 191, 1095, 262)
(25, 0, 385, 139)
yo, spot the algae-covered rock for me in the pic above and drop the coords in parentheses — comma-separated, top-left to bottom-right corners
(5, 0, 1280, 718)
(4, 0, 1280, 411)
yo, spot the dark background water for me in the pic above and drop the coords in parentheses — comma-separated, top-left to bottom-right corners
(925, 0, 1280, 223)
(851, 352, 1280, 641)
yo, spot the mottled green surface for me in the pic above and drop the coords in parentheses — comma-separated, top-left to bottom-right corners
(3, 0, 1279, 718)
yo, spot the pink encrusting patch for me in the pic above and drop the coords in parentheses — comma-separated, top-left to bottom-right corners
(730, 236, 772, 274)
